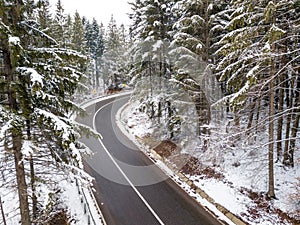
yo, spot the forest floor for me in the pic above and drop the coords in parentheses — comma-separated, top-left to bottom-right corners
(0, 166, 103, 225)
(118, 99, 300, 225)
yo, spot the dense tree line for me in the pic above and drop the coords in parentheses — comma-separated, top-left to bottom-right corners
(101, 16, 130, 91)
(0, 0, 117, 224)
(128, 0, 299, 199)
(0, 0, 129, 222)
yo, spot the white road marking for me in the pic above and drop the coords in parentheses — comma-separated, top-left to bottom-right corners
(93, 97, 165, 225)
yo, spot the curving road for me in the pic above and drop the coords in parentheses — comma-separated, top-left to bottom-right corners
(77, 94, 225, 225)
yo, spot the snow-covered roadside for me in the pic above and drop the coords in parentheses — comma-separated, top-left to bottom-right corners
(117, 99, 300, 225)
(0, 169, 104, 225)
(115, 101, 237, 225)
(61, 179, 104, 225)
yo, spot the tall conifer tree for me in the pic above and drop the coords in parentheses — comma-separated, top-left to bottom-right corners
(71, 11, 87, 53)
(52, 0, 67, 47)
(0, 0, 93, 223)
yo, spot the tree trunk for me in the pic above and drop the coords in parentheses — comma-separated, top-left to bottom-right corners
(283, 77, 295, 165)
(13, 135, 31, 225)
(95, 58, 100, 88)
(148, 59, 155, 119)
(267, 23, 276, 199)
(276, 73, 284, 162)
(247, 99, 256, 131)
(157, 101, 162, 124)
(267, 1, 277, 198)
(167, 101, 174, 139)
(255, 97, 261, 136)
(30, 154, 38, 224)
(268, 60, 275, 199)
(194, 89, 211, 150)
(2, 14, 31, 224)
(26, 119, 38, 223)
(0, 196, 7, 225)
(286, 75, 300, 167)
(288, 111, 299, 168)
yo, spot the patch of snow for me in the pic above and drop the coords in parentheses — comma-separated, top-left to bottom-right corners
(21, 140, 34, 157)
(152, 40, 164, 51)
(17, 67, 44, 87)
(8, 36, 20, 45)
(191, 176, 250, 215)
(0, 119, 12, 139)
(122, 104, 153, 138)
(0, 188, 20, 225)
(60, 179, 104, 225)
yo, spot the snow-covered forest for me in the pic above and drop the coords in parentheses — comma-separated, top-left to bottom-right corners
(124, 0, 300, 224)
(0, 0, 299, 224)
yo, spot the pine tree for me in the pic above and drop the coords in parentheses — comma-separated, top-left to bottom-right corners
(118, 24, 131, 83)
(0, 1, 31, 224)
(51, 0, 67, 47)
(71, 11, 87, 53)
(0, 0, 93, 223)
(129, 0, 181, 138)
(170, 0, 230, 148)
(36, 0, 52, 34)
(64, 14, 73, 49)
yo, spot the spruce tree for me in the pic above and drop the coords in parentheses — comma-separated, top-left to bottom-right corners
(1, 1, 32, 224)
(71, 11, 87, 53)
(129, 0, 179, 138)
(51, 0, 67, 47)
(170, 0, 230, 147)
(36, 0, 52, 34)
(0, 0, 93, 223)
(64, 14, 73, 49)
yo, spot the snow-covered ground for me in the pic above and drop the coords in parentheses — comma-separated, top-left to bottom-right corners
(0, 171, 104, 225)
(61, 179, 104, 225)
(118, 98, 300, 225)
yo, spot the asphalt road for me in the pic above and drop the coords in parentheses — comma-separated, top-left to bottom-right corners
(78, 94, 225, 225)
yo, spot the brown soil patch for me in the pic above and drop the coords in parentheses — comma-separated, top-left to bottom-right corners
(44, 210, 70, 225)
(153, 140, 178, 158)
(180, 157, 225, 180)
(179, 156, 200, 173)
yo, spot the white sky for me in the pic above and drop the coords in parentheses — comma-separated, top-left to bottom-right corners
(49, 0, 132, 27)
